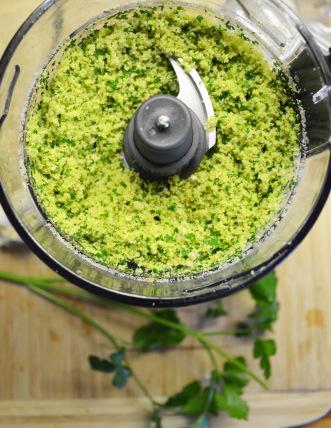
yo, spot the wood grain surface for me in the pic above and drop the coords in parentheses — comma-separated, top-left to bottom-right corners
(0, 392, 330, 428)
(0, 1, 331, 427)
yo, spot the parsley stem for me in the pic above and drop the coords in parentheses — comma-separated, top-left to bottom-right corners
(27, 283, 120, 348)
(24, 283, 156, 405)
(0, 271, 108, 303)
(0, 271, 267, 390)
(199, 387, 214, 426)
(203, 329, 250, 336)
(201, 342, 218, 371)
(131, 372, 158, 406)
(0, 271, 64, 286)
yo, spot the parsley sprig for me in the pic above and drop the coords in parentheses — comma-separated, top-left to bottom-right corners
(89, 348, 132, 388)
(203, 272, 279, 380)
(0, 269, 279, 426)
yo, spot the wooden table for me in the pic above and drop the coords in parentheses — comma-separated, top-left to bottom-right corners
(0, 1, 331, 427)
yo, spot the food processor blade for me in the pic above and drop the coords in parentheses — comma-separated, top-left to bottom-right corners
(169, 57, 216, 149)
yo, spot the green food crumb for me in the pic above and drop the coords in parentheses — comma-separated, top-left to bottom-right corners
(25, 7, 300, 278)
(205, 115, 217, 131)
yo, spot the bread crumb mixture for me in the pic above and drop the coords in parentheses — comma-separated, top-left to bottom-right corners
(26, 7, 300, 278)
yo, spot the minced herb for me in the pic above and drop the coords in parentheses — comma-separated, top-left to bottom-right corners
(25, 7, 300, 278)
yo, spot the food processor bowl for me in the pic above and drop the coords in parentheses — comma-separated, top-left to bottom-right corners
(0, 0, 330, 307)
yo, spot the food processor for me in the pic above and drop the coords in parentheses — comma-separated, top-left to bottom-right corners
(0, 0, 330, 307)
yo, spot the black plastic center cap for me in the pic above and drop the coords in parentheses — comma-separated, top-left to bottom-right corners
(134, 96, 193, 165)
(124, 95, 207, 180)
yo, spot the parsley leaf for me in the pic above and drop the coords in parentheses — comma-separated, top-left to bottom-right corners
(133, 309, 186, 351)
(250, 271, 277, 304)
(249, 300, 279, 332)
(112, 364, 132, 388)
(181, 387, 213, 415)
(215, 384, 249, 420)
(249, 272, 279, 332)
(211, 358, 250, 420)
(89, 348, 132, 389)
(204, 300, 226, 319)
(165, 382, 215, 417)
(110, 347, 125, 364)
(164, 381, 202, 408)
(236, 271, 279, 335)
(89, 355, 114, 373)
(253, 339, 277, 379)
(222, 357, 249, 392)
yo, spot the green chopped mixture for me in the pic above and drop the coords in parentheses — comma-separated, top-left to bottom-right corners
(25, 6, 300, 278)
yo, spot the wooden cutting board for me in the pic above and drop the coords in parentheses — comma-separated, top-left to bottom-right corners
(0, 1, 331, 427)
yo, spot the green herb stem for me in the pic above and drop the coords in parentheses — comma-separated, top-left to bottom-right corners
(0, 271, 96, 299)
(131, 371, 159, 406)
(26, 283, 156, 405)
(203, 329, 250, 337)
(201, 342, 218, 371)
(0, 271, 267, 389)
(0, 271, 64, 286)
(27, 283, 120, 348)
